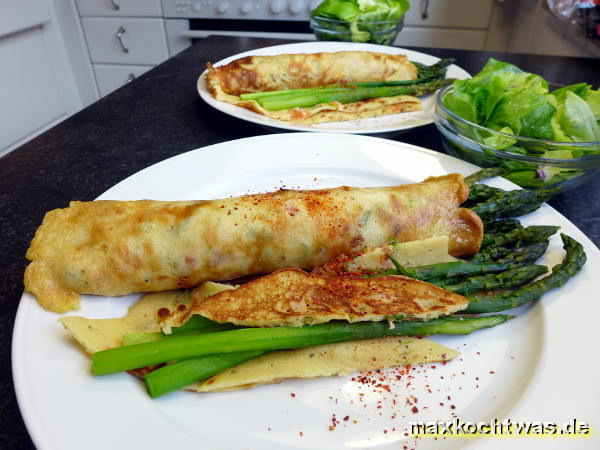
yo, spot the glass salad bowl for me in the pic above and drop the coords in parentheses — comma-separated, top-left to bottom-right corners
(435, 85, 600, 192)
(309, 16, 404, 45)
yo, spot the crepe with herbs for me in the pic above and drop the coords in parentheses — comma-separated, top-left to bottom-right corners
(205, 51, 453, 124)
(24, 174, 483, 313)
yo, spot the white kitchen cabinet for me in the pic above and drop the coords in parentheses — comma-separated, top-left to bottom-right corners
(0, 0, 84, 156)
(94, 64, 153, 97)
(77, 3, 168, 97)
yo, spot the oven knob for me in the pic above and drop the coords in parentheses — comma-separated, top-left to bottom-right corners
(216, 1, 230, 13)
(192, 1, 202, 11)
(270, 0, 285, 14)
(289, 0, 305, 14)
(241, 1, 253, 14)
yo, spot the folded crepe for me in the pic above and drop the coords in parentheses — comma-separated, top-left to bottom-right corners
(24, 174, 483, 313)
(186, 268, 469, 327)
(206, 51, 421, 124)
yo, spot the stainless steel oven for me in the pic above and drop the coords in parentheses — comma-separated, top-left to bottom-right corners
(162, 0, 320, 56)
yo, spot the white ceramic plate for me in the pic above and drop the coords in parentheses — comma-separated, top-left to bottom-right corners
(13, 134, 600, 450)
(197, 42, 470, 134)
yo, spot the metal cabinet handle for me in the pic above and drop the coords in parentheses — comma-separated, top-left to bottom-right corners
(110, 0, 120, 10)
(420, 0, 429, 20)
(127, 74, 136, 83)
(116, 26, 129, 53)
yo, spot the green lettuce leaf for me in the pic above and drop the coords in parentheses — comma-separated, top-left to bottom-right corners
(312, 0, 360, 21)
(556, 91, 600, 142)
(583, 89, 600, 122)
(312, 0, 409, 22)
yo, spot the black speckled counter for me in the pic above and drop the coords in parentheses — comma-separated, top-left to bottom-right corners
(1, 36, 599, 449)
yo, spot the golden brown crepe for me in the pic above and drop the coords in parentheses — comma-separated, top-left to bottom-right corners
(60, 288, 459, 393)
(206, 51, 421, 124)
(25, 174, 483, 313)
(189, 268, 468, 327)
(207, 51, 417, 95)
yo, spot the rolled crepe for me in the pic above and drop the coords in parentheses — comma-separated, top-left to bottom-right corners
(206, 51, 421, 124)
(24, 174, 483, 313)
(207, 51, 418, 95)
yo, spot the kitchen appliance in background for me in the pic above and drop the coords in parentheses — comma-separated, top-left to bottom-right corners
(162, 0, 505, 56)
(163, 0, 319, 56)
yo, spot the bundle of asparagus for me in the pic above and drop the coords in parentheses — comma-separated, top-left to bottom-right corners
(238, 58, 456, 111)
(389, 168, 586, 312)
(90, 168, 587, 397)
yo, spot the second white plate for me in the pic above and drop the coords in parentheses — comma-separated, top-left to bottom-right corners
(197, 41, 470, 134)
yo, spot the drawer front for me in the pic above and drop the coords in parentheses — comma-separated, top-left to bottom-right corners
(94, 64, 153, 97)
(394, 27, 487, 51)
(404, 0, 494, 29)
(76, 0, 162, 17)
(82, 18, 169, 64)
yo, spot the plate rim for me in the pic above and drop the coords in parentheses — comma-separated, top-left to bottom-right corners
(12, 133, 600, 450)
(197, 41, 470, 134)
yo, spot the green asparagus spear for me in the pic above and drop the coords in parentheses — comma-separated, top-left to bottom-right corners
(464, 168, 507, 183)
(145, 350, 267, 398)
(465, 183, 506, 205)
(391, 241, 548, 281)
(464, 234, 586, 313)
(475, 226, 559, 258)
(240, 59, 455, 101)
(166, 315, 215, 335)
(255, 78, 453, 111)
(240, 78, 432, 101)
(471, 188, 557, 221)
(438, 265, 548, 296)
(412, 58, 456, 79)
(92, 316, 510, 375)
(123, 323, 239, 346)
(483, 219, 523, 235)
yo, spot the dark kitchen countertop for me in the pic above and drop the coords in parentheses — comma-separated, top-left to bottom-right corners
(1, 35, 599, 449)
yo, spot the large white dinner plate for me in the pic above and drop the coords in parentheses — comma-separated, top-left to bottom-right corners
(13, 134, 600, 450)
(197, 41, 470, 134)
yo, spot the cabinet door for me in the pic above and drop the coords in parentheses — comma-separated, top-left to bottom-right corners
(0, 0, 83, 155)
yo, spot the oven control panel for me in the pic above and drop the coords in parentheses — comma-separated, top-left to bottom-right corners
(163, 0, 322, 20)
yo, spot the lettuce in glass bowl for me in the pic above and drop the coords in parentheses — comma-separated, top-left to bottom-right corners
(310, 0, 410, 45)
(434, 59, 600, 191)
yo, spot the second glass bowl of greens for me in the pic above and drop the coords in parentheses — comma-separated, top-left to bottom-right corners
(309, 16, 404, 45)
(435, 84, 600, 192)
